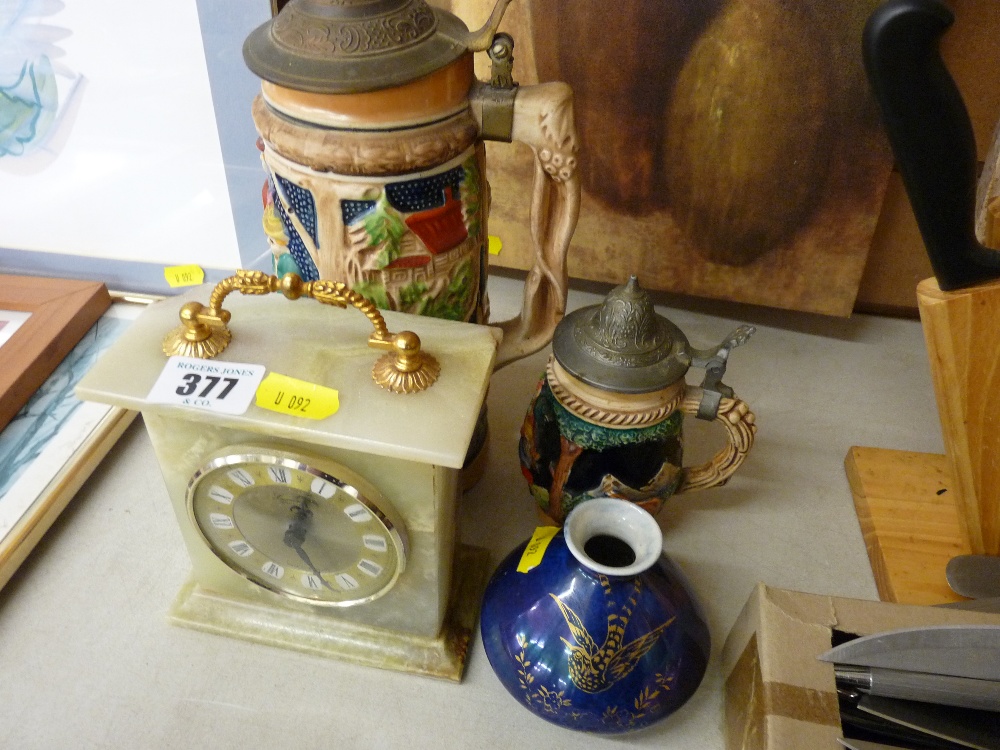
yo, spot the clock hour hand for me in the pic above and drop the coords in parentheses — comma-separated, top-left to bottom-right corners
(283, 500, 337, 592)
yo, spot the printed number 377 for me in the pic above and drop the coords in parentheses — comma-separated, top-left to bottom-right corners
(175, 373, 238, 399)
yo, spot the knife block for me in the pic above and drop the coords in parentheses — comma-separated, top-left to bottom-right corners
(847, 275, 1000, 605)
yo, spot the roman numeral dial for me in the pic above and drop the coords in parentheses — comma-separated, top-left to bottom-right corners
(187, 449, 406, 606)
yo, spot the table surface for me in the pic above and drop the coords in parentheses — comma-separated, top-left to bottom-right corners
(0, 273, 945, 749)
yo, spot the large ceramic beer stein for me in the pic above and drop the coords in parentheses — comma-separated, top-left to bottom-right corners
(244, 0, 580, 367)
(520, 277, 757, 525)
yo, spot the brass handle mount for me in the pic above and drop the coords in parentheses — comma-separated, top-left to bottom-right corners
(162, 271, 439, 394)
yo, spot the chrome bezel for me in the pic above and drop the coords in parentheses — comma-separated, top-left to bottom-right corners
(186, 447, 407, 608)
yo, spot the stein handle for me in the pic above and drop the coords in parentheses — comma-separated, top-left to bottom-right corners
(471, 34, 581, 369)
(496, 81, 580, 368)
(675, 387, 757, 494)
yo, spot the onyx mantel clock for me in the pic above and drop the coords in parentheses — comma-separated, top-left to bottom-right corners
(77, 272, 499, 680)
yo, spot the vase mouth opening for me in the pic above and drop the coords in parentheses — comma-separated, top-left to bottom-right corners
(564, 498, 663, 577)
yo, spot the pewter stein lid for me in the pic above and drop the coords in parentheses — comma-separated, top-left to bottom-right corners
(552, 276, 692, 394)
(244, 0, 513, 94)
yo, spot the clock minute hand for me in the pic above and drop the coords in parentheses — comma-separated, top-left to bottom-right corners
(283, 501, 338, 593)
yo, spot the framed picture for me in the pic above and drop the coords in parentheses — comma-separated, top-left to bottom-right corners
(0, 297, 149, 591)
(0, 0, 268, 294)
(0, 275, 112, 433)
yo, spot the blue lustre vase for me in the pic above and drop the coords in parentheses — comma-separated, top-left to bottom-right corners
(480, 497, 710, 734)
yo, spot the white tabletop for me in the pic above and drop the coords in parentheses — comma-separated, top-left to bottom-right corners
(0, 273, 944, 749)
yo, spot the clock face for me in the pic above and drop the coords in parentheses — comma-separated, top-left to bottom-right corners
(187, 449, 406, 607)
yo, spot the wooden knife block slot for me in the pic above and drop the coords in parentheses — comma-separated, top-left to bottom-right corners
(847, 275, 1000, 605)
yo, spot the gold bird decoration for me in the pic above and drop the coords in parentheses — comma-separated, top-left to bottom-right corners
(549, 578, 676, 694)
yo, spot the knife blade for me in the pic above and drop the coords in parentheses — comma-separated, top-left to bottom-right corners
(839, 691, 980, 750)
(835, 663, 1000, 712)
(946, 555, 1000, 599)
(863, 0, 1000, 290)
(819, 625, 1000, 682)
(937, 596, 1000, 614)
(840, 739, 939, 750)
(858, 695, 1000, 750)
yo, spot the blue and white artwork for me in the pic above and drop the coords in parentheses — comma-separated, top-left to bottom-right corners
(0, 302, 139, 536)
(0, 0, 82, 161)
(0, 0, 246, 293)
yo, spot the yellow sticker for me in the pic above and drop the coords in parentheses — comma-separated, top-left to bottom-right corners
(516, 526, 560, 573)
(488, 235, 502, 255)
(255, 372, 339, 420)
(164, 264, 205, 288)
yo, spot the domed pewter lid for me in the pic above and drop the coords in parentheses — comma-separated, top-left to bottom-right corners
(552, 276, 692, 394)
(244, 0, 513, 94)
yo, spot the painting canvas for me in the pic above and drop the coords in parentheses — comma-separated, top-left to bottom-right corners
(440, 0, 894, 316)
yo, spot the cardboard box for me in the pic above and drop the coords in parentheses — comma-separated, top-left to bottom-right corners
(721, 583, 1000, 750)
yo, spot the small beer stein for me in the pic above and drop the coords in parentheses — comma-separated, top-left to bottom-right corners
(519, 276, 757, 524)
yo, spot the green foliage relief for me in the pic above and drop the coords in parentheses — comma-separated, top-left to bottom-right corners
(362, 193, 407, 269)
(461, 157, 482, 240)
(353, 259, 473, 321)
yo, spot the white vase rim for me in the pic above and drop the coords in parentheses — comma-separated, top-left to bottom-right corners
(564, 497, 663, 577)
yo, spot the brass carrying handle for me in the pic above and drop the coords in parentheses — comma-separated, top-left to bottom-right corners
(162, 270, 439, 394)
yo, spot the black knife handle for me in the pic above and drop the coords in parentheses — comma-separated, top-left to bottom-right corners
(863, 0, 1000, 290)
